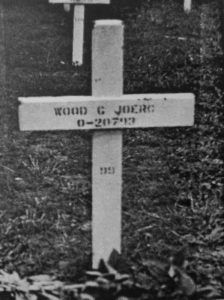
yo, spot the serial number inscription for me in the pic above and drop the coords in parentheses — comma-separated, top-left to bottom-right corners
(77, 117, 136, 128)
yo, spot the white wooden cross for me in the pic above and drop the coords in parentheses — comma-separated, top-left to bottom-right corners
(18, 20, 195, 268)
(63, 4, 71, 12)
(48, 0, 110, 65)
(184, 0, 192, 13)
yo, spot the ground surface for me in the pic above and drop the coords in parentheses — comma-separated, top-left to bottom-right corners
(0, 0, 224, 299)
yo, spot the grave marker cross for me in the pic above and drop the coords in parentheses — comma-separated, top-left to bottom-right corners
(184, 0, 192, 13)
(63, 4, 71, 12)
(48, 0, 110, 65)
(18, 20, 195, 268)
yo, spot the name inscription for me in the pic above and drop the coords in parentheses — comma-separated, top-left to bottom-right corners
(54, 103, 155, 117)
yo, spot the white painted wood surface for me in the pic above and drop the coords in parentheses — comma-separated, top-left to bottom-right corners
(63, 4, 71, 12)
(92, 20, 123, 268)
(72, 5, 85, 65)
(18, 94, 195, 131)
(184, 0, 191, 13)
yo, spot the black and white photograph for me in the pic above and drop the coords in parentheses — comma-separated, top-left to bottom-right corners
(0, 0, 223, 298)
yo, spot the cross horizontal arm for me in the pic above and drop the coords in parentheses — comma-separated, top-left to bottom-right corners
(18, 93, 195, 131)
(49, 0, 110, 4)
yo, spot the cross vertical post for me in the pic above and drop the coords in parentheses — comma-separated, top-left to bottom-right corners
(184, 0, 192, 13)
(48, 0, 111, 65)
(64, 4, 71, 12)
(92, 20, 123, 268)
(73, 5, 85, 65)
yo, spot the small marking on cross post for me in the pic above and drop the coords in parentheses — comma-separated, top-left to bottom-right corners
(100, 166, 116, 175)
